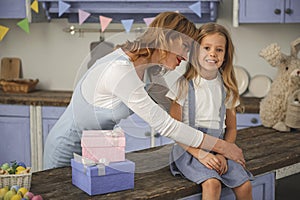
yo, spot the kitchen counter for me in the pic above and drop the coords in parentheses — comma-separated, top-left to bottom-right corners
(30, 126, 300, 199)
(0, 90, 261, 113)
(0, 90, 72, 106)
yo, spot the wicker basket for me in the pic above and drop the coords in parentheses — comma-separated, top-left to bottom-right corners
(0, 173, 32, 190)
(285, 89, 300, 129)
(0, 79, 38, 93)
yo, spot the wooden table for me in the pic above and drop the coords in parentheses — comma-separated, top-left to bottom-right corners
(30, 126, 300, 199)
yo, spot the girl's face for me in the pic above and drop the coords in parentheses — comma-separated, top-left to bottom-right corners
(198, 33, 226, 74)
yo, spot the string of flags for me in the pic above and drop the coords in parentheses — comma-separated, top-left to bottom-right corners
(0, 0, 202, 42)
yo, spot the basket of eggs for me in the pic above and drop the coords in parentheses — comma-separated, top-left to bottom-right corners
(0, 161, 31, 190)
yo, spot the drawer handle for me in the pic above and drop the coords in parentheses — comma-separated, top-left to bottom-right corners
(251, 118, 258, 124)
(144, 132, 151, 137)
(285, 8, 292, 15)
(274, 8, 281, 15)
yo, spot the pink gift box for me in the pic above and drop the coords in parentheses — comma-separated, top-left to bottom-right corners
(81, 129, 125, 163)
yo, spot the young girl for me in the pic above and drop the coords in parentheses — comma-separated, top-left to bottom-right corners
(167, 23, 253, 200)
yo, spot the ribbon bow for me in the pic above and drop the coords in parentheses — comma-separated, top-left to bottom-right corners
(73, 153, 109, 176)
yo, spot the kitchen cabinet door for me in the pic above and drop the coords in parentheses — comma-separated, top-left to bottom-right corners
(236, 113, 261, 130)
(285, 0, 300, 23)
(0, 105, 31, 166)
(0, 0, 27, 19)
(239, 0, 300, 23)
(41, 106, 66, 145)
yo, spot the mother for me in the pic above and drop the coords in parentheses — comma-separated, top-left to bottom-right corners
(43, 11, 245, 169)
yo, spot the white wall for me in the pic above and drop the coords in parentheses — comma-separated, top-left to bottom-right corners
(0, 0, 299, 92)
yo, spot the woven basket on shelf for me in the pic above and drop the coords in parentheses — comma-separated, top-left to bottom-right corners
(0, 173, 32, 190)
(285, 89, 300, 129)
(0, 79, 38, 93)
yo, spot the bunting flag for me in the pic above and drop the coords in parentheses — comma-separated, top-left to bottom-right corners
(189, 1, 202, 18)
(99, 15, 112, 32)
(17, 18, 30, 33)
(31, 0, 39, 13)
(59, 1, 71, 17)
(121, 19, 134, 33)
(0, 25, 9, 41)
(143, 17, 155, 26)
(78, 9, 91, 25)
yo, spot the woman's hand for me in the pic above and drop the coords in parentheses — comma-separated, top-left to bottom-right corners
(222, 141, 245, 167)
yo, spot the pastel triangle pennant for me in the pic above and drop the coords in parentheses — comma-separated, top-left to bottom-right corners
(31, 0, 39, 13)
(59, 1, 71, 17)
(78, 9, 91, 25)
(17, 18, 30, 33)
(143, 17, 155, 26)
(99, 15, 112, 32)
(0, 25, 9, 41)
(189, 1, 202, 18)
(121, 19, 134, 33)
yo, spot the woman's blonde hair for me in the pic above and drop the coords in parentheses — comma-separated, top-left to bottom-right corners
(116, 12, 197, 63)
(178, 23, 239, 108)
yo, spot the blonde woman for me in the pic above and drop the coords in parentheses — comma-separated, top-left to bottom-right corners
(167, 23, 253, 200)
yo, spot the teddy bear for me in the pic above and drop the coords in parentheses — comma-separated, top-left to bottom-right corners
(259, 37, 300, 132)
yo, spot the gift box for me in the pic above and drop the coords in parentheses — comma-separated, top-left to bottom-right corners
(71, 157, 135, 195)
(81, 128, 125, 163)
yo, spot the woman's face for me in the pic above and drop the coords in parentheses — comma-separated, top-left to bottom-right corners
(198, 33, 226, 73)
(151, 38, 190, 71)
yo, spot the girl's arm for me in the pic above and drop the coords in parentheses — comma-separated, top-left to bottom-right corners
(224, 108, 238, 143)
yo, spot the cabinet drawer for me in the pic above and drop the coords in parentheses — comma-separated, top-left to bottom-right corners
(42, 106, 66, 119)
(0, 104, 29, 117)
(236, 113, 261, 129)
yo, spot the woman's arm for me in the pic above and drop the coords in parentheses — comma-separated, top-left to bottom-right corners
(109, 62, 244, 163)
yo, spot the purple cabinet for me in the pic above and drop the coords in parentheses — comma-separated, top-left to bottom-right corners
(239, 0, 300, 23)
(0, 105, 31, 167)
(41, 106, 66, 146)
(236, 113, 261, 130)
(38, 0, 220, 23)
(0, 0, 27, 19)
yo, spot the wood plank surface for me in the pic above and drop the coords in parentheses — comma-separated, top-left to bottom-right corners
(30, 126, 300, 200)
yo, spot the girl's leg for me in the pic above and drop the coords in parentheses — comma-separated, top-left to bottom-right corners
(201, 178, 222, 200)
(232, 180, 253, 200)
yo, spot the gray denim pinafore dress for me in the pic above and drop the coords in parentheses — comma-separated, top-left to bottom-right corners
(43, 51, 132, 169)
(170, 79, 253, 188)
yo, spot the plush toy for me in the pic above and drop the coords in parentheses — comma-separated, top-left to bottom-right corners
(259, 38, 300, 132)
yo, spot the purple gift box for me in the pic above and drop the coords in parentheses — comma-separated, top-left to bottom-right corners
(71, 158, 135, 195)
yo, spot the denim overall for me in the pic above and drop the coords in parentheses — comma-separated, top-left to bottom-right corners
(43, 50, 132, 169)
(170, 78, 253, 187)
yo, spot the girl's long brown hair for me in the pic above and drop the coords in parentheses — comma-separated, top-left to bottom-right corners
(178, 23, 239, 108)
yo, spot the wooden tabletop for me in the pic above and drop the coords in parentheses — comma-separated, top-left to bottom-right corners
(30, 126, 300, 200)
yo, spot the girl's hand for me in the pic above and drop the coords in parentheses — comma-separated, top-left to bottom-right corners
(215, 154, 228, 175)
(197, 151, 221, 172)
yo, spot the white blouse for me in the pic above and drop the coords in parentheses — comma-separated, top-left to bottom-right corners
(166, 75, 240, 129)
